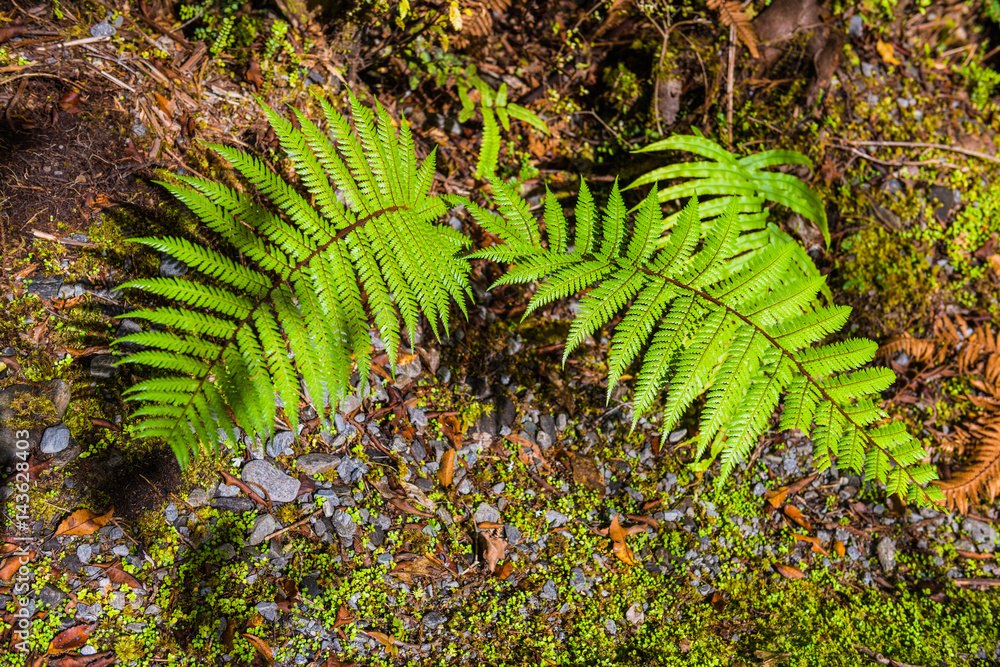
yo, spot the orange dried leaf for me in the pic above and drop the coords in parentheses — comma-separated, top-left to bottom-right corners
(55, 507, 114, 537)
(764, 486, 788, 509)
(242, 634, 274, 665)
(438, 449, 456, 487)
(48, 623, 96, 654)
(876, 40, 902, 66)
(0, 550, 33, 580)
(833, 539, 846, 558)
(609, 515, 637, 566)
(783, 505, 812, 531)
(483, 533, 507, 573)
(366, 631, 399, 656)
(774, 563, 805, 580)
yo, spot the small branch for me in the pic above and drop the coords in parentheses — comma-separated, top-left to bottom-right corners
(838, 139, 1000, 166)
(263, 508, 324, 542)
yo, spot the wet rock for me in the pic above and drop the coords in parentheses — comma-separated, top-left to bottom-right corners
(423, 611, 446, 630)
(668, 428, 688, 443)
(570, 567, 590, 594)
(256, 602, 279, 622)
(77, 544, 92, 564)
(40, 424, 71, 454)
(929, 185, 959, 221)
(337, 456, 368, 484)
(331, 509, 357, 539)
(49, 379, 71, 418)
(26, 274, 63, 300)
(408, 407, 427, 427)
(540, 580, 558, 600)
(242, 460, 301, 503)
(267, 430, 296, 458)
(39, 584, 65, 607)
(187, 488, 210, 508)
(159, 253, 188, 278)
(90, 21, 116, 37)
(297, 453, 341, 477)
(474, 503, 501, 525)
(164, 503, 178, 522)
(963, 518, 998, 553)
(89, 355, 116, 379)
(545, 510, 569, 527)
(248, 514, 276, 546)
(876, 537, 896, 573)
(848, 14, 863, 38)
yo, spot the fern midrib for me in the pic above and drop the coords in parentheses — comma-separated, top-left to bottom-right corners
(151, 204, 406, 445)
(630, 261, 930, 501)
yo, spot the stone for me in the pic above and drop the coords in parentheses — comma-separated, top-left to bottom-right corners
(474, 503, 500, 525)
(256, 602, 279, 622)
(49, 379, 71, 418)
(570, 567, 589, 593)
(963, 518, 998, 553)
(26, 274, 63, 299)
(89, 355, 116, 379)
(77, 544, 92, 564)
(267, 430, 296, 458)
(668, 428, 688, 443)
(422, 611, 446, 630)
(39, 584, 65, 607)
(876, 537, 896, 573)
(545, 510, 570, 527)
(848, 14, 863, 38)
(331, 509, 357, 539)
(186, 488, 210, 508)
(112, 545, 129, 557)
(504, 524, 522, 543)
(159, 253, 188, 278)
(248, 514, 276, 546)
(408, 407, 427, 427)
(89, 21, 116, 37)
(457, 478, 472, 494)
(540, 580, 558, 600)
(40, 424, 71, 454)
(337, 457, 368, 484)
(297, 453, 341, 477)
(165, 503, 178, 522)
(242, 460, 301, 503)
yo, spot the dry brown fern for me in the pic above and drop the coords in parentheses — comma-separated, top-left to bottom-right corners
(889, 318, 1000, 512)
(457, 0, 511, 39)
(707, 0, 759, 59)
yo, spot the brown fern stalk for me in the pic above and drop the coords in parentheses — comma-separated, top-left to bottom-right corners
(707, 0, 759, 59)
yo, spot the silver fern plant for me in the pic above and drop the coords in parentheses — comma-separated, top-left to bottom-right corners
(115, 94, 472, 466)
(470, 174, 941, 504)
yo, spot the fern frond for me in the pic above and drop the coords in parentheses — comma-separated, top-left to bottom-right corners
(477, 177, 939, 504)
(117, 98, 473, 466)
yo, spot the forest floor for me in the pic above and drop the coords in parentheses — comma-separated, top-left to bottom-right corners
(1, 0, 1000, 665)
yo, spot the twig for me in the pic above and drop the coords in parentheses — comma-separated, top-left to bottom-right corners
(83, 61, 135, 92)
(829, 143, 965, 170)
(952, 577, 1000, 588)
(31, 229, 97, 249)
(34, 35, 111, 51)
(262, 508, 324, 541)
(838, 139, 1000, 165)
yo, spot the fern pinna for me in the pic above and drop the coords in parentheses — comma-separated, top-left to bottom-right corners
(115, 94, 471, 465)
(471, 178, 942, 504)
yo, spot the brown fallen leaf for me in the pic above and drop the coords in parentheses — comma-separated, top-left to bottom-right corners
(482, 532, 507, 573)
(609, 515, 636, 566)
(153, 91, 175, 117)
(783, 505, 812, 532)
(391, 555, 448, 584)
(54, 507, 114, 537)
(103, 563, 144, 589)
(0, 549, 34, 580)
(48, 623, 97, 654)
(570, 453, 604, 497)
(242, 633, 274, 665)
(707, 0, 759, 58)
(438, 448, 456, 487)
(764, 486, 789, 509)
(0, 25, 27, 45)
(774, 563, 805, 580)
(833, 539, 846, 558)
(388, 498, 434, 518)
(755, 650, 794, 667)
(365, 631, 399, 655)
(507, 433, 554, 474)
(793, 533, 830, 557)
(957, 550, 996, 561)
(876, 39, 902, 66)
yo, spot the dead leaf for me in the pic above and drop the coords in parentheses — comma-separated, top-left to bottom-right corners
(876, 39, 902, 66)
(54, 507, 114, 537)
(755, 649, 794, 667)
(48, 623, 97, 654)
(103, 563, 144, 589)
(655, 77, 682, 126)
(570, 453, 604, 497)
(833, 539, 846, 558)
(246, 59, 264, 91)
(482, 532, 507, 572)
(388, 498, 434, 518)
(678, 638, 691, 653)
(242, 633, 274, 665)
(0, 25, 27, 45)
(706, 590, 727, 613)
(507, 433, 553, 474)
(764, 486, 789, 509)
(774, 563, 805, 580)
(957, 550, 996, 560)
(707, 0, 759, 58)
(793, 533, 830, 557)
(0, 549, 34, 580)
(783, 505, 812, 532)
(609, 515, 636, 566)
(365, 631, 399, 656)
(391, 555, 448, 584)
(400, 481, 437, 512)
(438, 449, 456, 487)
(153, 92, 175, 117)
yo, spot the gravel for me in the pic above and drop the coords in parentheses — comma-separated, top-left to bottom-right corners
(248, 514, 276, 546)
(331, 509, 357, 539)
(877, 538, 896, 573)
(40, 424, 71, 454)
(297, 453, 341, 477)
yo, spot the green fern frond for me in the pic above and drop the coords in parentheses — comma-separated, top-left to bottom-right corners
(116, 97, 474, 466)
(475, 179, 939, 504)
(628, 135, 830, 248)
